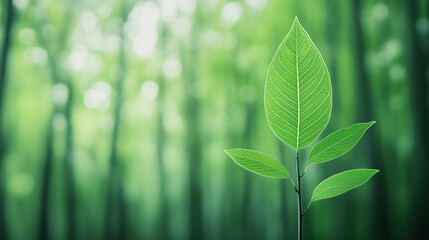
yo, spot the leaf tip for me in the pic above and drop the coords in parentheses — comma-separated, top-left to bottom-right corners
(368, 169, 380, 176)
(293, 16, 300, 25)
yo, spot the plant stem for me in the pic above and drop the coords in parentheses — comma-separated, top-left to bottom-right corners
(296, 150, 303, 240)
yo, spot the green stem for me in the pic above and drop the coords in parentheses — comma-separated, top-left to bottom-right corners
(296, 150, 303, 240)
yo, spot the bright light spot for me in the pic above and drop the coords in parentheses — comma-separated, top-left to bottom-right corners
(221, 2, 243, 24)
(128, 2, 161, 58)
(171, 16, 191, 36)
(136, 3, 160, 36)
(178, 0, 196, 14)
(13, 0, 29, 10)
(202, 30, 223, 48)
(416, 18, 429, 35)
(140, 80, 159, 101)
(374, 39, 401, 66)
(69, 44, 88, 72)
(163, 111, 182, 131)
(384, 39, 401, 59)
(389, 64, 406, 82)
(160, 0, 178, 22)
(52, 83, 69, 106)
(84, 81, 111, 111)
(244, 0, 267, 11)
(81, 11, 98, 32)
(9, 173, 34, 197)
(18, 28, 35, 45)
(31, 47, 47, 64)
(53, 113, 67, 130)
(372, 3, 388, 21)
(133, 32, 158, 58)
(163, 57, 182, 78)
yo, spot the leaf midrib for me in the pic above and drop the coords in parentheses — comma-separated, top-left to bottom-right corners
(309, 126, 362, 164)
(295, 23, 301, 149)
(312, 179, 357, 200)
(311, 170, 377, 201)
(228, 152, 286, 175)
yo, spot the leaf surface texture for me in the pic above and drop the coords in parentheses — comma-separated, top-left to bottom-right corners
(225, 149, 291, 178)
(265, 17, 332, 149)
(307, 121, 375, 165)
(311, 169, 379, 202)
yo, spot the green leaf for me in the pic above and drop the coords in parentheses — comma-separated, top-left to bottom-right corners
(307, 121, 375, 165)
(225, 149, 291, 179)
(311, 169, 379, 203)
(265, 17, 332, 149)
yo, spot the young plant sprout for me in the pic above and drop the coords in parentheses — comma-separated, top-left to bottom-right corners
(225, 17, 378, 240)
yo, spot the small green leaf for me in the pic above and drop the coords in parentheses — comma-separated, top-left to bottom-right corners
(311, 169, 379, 203)
(307, 121, 375, 165)
(265, 17, 332, 150)
(225, 149, 291, 179)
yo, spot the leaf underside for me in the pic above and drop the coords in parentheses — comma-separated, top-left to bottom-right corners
(265, 17, 332, 149)
(225, 149, 291, 179)
(307, 121, 376, 165)
(311, 169, 379, 203)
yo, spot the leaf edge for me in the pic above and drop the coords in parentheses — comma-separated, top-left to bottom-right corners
(224, 148, 291, 179)
(306, 121, 376, 166)
(310, 168, 380, 203)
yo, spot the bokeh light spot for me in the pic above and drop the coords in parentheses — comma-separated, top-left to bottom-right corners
(372, 3, 388, 21)
(140, 80, 159, 101)
(221, 2, 243, 24)
(84, 81, 111, 111)
(52, 83, 69, 106)
(244, 0, 267, 11)
(18, 28, 35, 45)
(163, 57, 182, 78)
(69, 44, 88, 72)
(31, 47, 47, 64)
(81, 11, 98, 33)
(128, 2, 161, 59)
(9, 173, 34, 197)
(53, 113, 67, 131)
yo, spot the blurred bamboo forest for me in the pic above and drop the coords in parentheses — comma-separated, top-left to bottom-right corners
(0, 0, 428, 239)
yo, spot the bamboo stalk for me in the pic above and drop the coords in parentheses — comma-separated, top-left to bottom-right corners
(0, 0, 15, 239)
(104, 2, 128, 239)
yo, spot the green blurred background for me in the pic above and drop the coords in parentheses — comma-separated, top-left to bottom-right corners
(0, 0, 428, 239)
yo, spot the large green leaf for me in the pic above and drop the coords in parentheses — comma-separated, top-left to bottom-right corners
(311, 169, 379, 203)
(225, 149, 291, 178)
(265, 17, 332, 149)
(307, 121, 375, 165)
